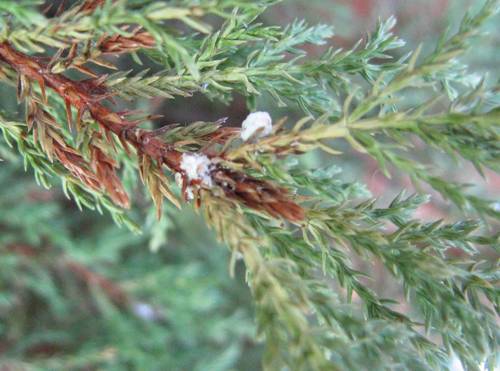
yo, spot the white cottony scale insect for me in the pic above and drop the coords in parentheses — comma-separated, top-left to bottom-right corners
(180, 152, 213, 187)
(240, 111, 273, 141)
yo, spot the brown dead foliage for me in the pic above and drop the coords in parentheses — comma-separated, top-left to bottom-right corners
(0, 41, 304, 222)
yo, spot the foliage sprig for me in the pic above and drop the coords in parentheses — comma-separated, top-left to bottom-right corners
(0, 0, 498, 369)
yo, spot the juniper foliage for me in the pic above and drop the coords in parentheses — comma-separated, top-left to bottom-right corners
(0, 162, 260, 370)
(0, 0, 499, 370)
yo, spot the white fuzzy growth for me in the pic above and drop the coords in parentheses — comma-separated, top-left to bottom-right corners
(240, 111, 273, 141)
(180, 153, 213, 187)
(185, 186, 195, 200)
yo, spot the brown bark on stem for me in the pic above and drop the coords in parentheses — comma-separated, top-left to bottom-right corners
(0, 41, 304, 222)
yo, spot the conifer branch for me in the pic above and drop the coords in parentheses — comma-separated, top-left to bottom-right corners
(0, 0, 498, 369)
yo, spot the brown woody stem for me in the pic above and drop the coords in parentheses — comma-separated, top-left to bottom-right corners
(0, 41, 304, 222)
(0, 41, 182, 169)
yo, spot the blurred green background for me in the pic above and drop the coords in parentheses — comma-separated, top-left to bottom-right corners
(0, 1, 498, 370)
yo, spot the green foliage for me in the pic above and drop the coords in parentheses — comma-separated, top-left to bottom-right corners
(0, 0, 499, 370)
(0, 164, 259, 370)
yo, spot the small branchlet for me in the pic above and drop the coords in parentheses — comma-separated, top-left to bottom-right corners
(0, 1, 498, 370)
(0, 40, 304, 222)
(97, 27, 155, 54)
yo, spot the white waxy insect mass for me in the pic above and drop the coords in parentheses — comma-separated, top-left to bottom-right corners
(180, 152, 213, 187)
(240, 111, 273, 141)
